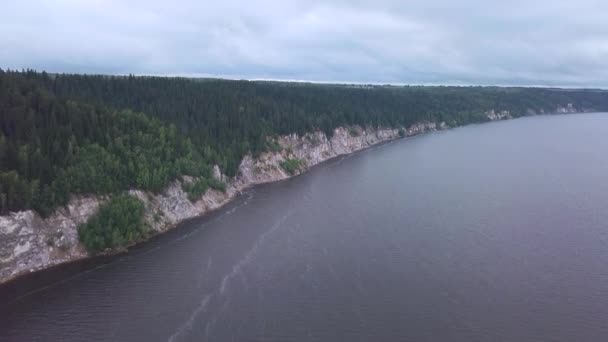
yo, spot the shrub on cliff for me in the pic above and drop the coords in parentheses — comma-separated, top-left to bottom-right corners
(280, 158, 303, 175)
(208, 178, 226, 192)
(182, 177, 227, 202)
(182, 178, 209, 202)
(78, 194, 147, 253)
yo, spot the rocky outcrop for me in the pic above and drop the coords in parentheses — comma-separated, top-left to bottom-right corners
(486, 109, 513, 121)
(0, 114, 562, 283)
(0, 197, 99, 282)
(525, 104, 593, 116)
(554, 103, 595, 114)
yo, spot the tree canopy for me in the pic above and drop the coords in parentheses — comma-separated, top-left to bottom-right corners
(78, 194, 147, 252)
(2, 68, 608, 216)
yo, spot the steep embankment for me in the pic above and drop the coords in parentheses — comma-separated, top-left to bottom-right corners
(0, 106, 586, 284)
(0, 122, 437, 283)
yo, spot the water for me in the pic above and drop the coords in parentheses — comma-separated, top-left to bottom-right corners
(2, 113, 608, 341)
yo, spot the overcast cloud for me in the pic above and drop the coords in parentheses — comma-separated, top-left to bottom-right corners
(2, 0, 608, 87)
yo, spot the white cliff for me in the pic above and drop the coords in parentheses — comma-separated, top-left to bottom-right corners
(486, 109, 513, 121)
(0, 114, 565, 283)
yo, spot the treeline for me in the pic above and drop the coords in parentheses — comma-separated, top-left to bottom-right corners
(2, 69, 608, 216)
(0, 70, 214, 215)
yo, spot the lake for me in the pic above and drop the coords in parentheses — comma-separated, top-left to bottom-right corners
(2, 113, 608, 341)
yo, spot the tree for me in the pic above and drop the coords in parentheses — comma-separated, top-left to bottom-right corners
(78, 194, 147, 252)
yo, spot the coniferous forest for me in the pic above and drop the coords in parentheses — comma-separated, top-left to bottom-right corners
(2, 68, 608, 219)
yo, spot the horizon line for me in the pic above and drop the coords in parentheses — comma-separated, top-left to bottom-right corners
(3, 67, 607, 91)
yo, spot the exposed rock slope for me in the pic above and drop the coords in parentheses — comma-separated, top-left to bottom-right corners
(0, 109, 587, 283)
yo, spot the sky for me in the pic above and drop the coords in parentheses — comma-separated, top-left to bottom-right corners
(2, 0, 608, 87)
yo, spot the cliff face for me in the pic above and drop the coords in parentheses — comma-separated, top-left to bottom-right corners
(486, 109, 513, 121)
(0, 108, 585, 283)
(1, 123, 441, 283)
(0, 197, 96, 283)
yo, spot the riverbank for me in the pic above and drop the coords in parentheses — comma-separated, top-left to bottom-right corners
(5, 112, 608, 342)
(0, 107, 585, 284)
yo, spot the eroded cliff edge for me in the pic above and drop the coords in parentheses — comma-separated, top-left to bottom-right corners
(0, 107, 586, 284)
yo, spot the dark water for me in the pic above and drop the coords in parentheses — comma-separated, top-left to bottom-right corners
(2, 113, 608, 342)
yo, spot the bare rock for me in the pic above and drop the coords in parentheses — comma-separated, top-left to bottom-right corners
(0, 123, 436, 284)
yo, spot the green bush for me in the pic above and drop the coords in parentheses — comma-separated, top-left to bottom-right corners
(182, 176, 226, 202)
(208, 178, 226, 192)
(280, 158, 303, 175)
(182, 178, 209, 202)
(78, 194, 147, 253)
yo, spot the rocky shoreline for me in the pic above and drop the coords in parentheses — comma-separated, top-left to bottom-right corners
(0, 107, 588, 284)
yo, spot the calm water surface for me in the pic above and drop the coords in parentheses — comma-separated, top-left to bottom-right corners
(2, 113, 608, 341)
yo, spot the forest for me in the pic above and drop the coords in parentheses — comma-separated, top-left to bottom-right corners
(2, 68, 608, 219)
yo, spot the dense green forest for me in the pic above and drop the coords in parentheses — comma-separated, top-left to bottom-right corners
(2, 69, 608, 217)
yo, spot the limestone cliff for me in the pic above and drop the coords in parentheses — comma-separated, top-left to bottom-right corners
(0, 111, 585, 283)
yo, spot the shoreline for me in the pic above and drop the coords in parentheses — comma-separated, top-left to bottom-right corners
(0, 123, 435, 285)
(0, 110, 590, 285)
(0, 136, 399, 296)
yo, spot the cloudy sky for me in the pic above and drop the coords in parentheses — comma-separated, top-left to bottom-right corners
(2, 0, 608, 87)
